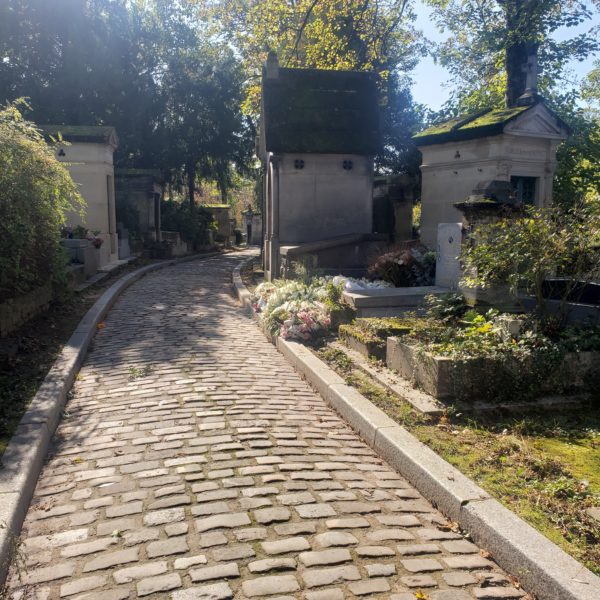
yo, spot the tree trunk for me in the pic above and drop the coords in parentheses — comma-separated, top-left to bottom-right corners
(500, 0, 538, 108)
(504, 0, 536, 107)
(187, 162, 196, 208)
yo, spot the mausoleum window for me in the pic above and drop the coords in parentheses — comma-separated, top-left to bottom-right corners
(511, 176, 537, 204)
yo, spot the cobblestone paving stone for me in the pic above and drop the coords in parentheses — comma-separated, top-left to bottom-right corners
(6, 252, 526, 599)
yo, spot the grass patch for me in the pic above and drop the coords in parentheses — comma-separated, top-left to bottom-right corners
(0, 259, 156, 456)
(318, 342, 600, 575)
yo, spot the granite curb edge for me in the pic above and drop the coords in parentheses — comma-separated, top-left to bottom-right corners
(0, 251, 220, 584)
(232, 267, 600, 600)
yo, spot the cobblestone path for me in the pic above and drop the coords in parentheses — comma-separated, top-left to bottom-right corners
(6, 252, 525, 600)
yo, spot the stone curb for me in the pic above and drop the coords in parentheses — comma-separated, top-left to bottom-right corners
(0, 251, 220, 584)
(232, 255, 256, 316)
(232, 272, 600, 600)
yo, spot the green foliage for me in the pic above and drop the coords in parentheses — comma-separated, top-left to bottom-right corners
(398, 294, 600, 402)
(160, 201, 216, 250)
(421, 1, 600, 208)
(0, 0, 160, 166)
(339, 317, 413, 359)
(424, 0, 600, 114)
(403, 308, 566, 401)
(559, 326, 600, 352)
(202, 0, 426, 176)
(582, 59, 600, 107)
(424, 293, 469, 322)
(354, 317, 413, 339)
(323, 281, 343, 310)
(339, 323, 381, 346)
(460, 204, 600, 316)
(376, 77, 426, 176)
(318, 345, 354, 374)
(0, 1, 253, 204)
(412, 202, 421, 236)
(322, 281, 356, 331)
(0, 102, 83, 301)
(553, 107, 600, 207)
(161, 40, 251, 204)
(204, 0, 424, 112)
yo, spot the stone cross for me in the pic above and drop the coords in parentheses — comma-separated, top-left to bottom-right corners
(523, 51, 538, 96)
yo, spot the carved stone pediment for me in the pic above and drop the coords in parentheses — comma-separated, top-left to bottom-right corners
(504, 103, 569, 140)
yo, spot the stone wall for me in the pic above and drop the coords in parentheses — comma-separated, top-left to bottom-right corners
(277, 154, 373, 244)
(161, 231, 189, 257)
(203, 206, 232, 245)
(0, 282, 54, 338)
(57, 140, 119, 266)
(417, 133, 563, 249)
(373, 174, 415, 241)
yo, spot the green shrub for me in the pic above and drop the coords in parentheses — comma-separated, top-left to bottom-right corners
(424, 293, 469, 322)
(0, 102, 84, 301)
(160, 200, 216, 249)
(461, 203, 600, 318)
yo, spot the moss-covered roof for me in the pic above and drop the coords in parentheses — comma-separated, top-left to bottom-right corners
(115, 168, 162, 179)
(42, 125, 117, 144)
(262, 67, 381, 154)
(413, 106, 531, 146)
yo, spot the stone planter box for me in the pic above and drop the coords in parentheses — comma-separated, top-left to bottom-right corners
(161, 231, 189, 257)
(387, 337, 600, 401)
(339, 325, 386, 361)
(60, 239, 98, 278)
(0, 282, 54, 337)
(339, 319, 412, 361)
(387, 338, 458, 398)
(561, 351, 600, 389)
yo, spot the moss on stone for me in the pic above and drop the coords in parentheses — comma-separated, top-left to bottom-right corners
(42, 125, 116, 144)
(460, 106, 528, 131)
(339, 323, 380, 345)
(354, 317, 414, 339)
(413, 105, 532, 146)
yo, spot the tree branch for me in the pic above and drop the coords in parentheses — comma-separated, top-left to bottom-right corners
(289, 0, 320, 64)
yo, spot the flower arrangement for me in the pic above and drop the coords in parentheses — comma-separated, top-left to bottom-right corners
(251, 275, 389, 340)
(367, 244, 435, 287)
(88, 229, 104, 249)
(253, 280, 329, 338)
(331, 275, 392, 291)
(61, 225, 104, 248)
(281, 306, 331, 340)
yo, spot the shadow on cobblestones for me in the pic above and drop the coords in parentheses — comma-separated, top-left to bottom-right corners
(5, 250, 527, 600)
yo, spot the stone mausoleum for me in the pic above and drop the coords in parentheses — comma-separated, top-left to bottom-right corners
(115, 168, 163, 252)
(242, 207, 263, 246)
(45, 125, 120, 268)
(259, 54, 381, 280)
(414, 101, 570, 249)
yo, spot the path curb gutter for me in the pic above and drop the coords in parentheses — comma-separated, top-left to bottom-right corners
(233, 272, 600, 600)
(232, 255, 256, 316)
(0, 251, 220, 584)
